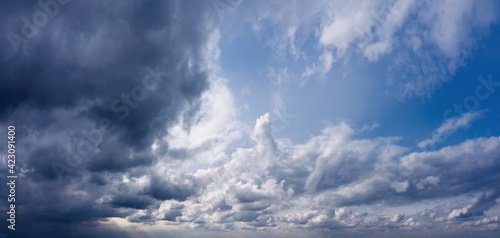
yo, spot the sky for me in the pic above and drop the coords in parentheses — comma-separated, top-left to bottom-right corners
(1, 0, 500, 237)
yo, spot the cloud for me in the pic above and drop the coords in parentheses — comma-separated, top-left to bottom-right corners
(360, 122, 381, 133)
(418, 110, 485, 148)
(140, 113, 500, 231)
(163, 77, 244, 165)
(301, 50, 334, 79)
(145, 173, 205, 201)
(236, 0, 499, 98)
(416, 176, 440, 190)
(109, 194, 155, 210)
(448, 190, 500, 219)
(391, 214, 405, 222)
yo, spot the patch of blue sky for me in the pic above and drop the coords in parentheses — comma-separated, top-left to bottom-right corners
(218, 12, 500, 154)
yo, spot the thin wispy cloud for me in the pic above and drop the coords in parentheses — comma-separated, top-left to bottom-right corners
(418, 110, 485, 148)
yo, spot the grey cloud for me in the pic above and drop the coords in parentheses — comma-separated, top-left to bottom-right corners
(449, 190, 500, 219)
(391, 214, 405, 222)
(231, 211, 262, 222)
(163, 203, 185, 221)
(109, 194, 155, 210)
(145, 174, 205, 201)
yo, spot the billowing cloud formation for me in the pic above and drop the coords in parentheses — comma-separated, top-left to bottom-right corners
(138, 112, 500, 233)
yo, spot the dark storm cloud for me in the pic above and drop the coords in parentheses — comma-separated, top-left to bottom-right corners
(89, 173, 108, 186)
(11, 177, 129, 225)
(28, 145, 67, 180)
(0, 0, 212, 164)
(0, 0, 221, 235)
(109, 194, 155, 210)
(0, 0, 214, 157)
(85, 134, 155, 172)
(145, 174, 205, 201)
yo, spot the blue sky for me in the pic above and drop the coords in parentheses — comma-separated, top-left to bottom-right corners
(218, 2, 500, 148)
(1, 0, 500, 237)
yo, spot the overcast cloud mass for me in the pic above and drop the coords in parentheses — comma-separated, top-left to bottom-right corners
(1, 0, 500, 237)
